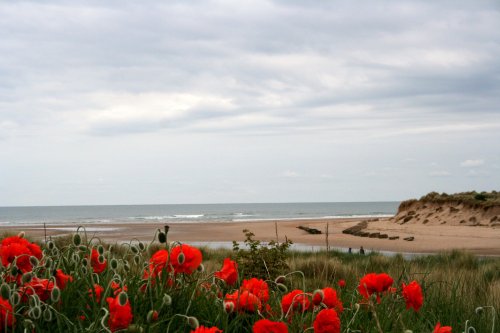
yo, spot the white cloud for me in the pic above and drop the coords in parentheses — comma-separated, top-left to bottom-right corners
(282, 170, 299, 178)
(460, 159, 485, 167)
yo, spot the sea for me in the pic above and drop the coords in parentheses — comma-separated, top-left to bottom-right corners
(0, 202, 399, 226)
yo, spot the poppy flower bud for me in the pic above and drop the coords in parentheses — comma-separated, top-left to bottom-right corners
(134, 255, 141, 265)
(81, 266, 88, 275)
(30, 306, 42, 319)
(98, 255, 105, 265)
(475, 307, 484, 314)
(82, 258, 88, 266)
(17, 231, 25, 238)
(47, 240, 55, 250)
(147, 310, 159, 323)
(72, 253, 80, 264)
(10, 291, 20, 306)
(29, 256, 39, 268)
(11, 265, 19, 275)
(51, 287, 61, 302)
(124, 262, 131, 272)
(162, 294, 172, 307)
(313, 289, 325, 303)
(97, 245, 105, 255)
(197, 264, 205, 273)
(45, 257, 52, 268)
(275, 275, 286, 284)
(43, 307, 53, 322)
(118, 291, 128, 306)
(29, 294, 40, 308)
(177, 252, 185, 265)
(131, 245, 139, 254)
(158, 231, 167, 243)
(72, 233, 82, 246)
(187, 316, 199, 329)
(138, 242, 145, 251)
(22, 272, 33, 284)
(110, 258, 119, 270)
(354, 303, 360, 311)
(0, 283, 10, 299)
(223, 301, 235, 313)
(277, 283, 288, 293)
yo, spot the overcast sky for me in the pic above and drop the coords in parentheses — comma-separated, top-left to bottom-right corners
(1, 0, 499, 206)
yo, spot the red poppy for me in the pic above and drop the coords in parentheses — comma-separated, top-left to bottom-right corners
(111, 281, 128, 296)
(241, 278, 269, 303)
(19, 277, 55, 302)
(0, 296, 15, 329)
(144, 249, 169, 279)
(338, 280, 346, 288)
(313, 309, 341, 333)
(0, 235, 42, 273)
(88, 284, 105, 303)
(215, 258, 238, 285)
(402, 281, 423, 312)
(281, 290, 311, 314)
(252, 319, 288, 333)
(224, 290, 261, 313)
(191, 326, 223, 333)
(433, 322, 452, 333)
(312, 287, 343, 313)
(90, 249, 107, 274)
(106, 296, 133, 332)
(170, 244, 202, 275)
(358, 273, 394, 303)
(55, 269, 73, 290)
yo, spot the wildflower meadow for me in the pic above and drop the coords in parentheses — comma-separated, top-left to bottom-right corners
(0, 227, 498, 332)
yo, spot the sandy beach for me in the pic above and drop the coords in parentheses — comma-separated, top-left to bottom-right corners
(3, 217, 500, 256)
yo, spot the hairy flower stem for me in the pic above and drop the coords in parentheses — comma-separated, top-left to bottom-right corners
(369, 301, 384, 333)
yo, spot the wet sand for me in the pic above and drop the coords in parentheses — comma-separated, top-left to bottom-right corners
(2, 218, 500, 256)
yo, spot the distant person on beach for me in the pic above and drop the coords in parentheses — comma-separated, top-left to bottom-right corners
(348, 247, 352, 254)
(359, 246, 365, 255)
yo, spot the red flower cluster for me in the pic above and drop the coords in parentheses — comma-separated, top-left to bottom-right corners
(224, 278, 269, 313)
(313, 309, 341, 333)
(241, 278, 269, 303)
(19, 277, 55, 302)
(90, 249, 107, 274)
(433, 322, 452, 333)
(281, 289, 311, 314)
(144, 249, 169, 279)
(0, 235, 42, 273)
(313, 287, 344, 313)
(402, 281, 423, 312)
(55, 269, 73, 290)
(170, 244, 203, 274)
(252, 319, 288, 333)
(0, 297, 15, 329)
(89, 284, 105, 303)
(215, 258, 238, 285)
(358, 273, 394, 303)
(191, 326, 223, 333)
(106, 295, 133, 332)
(338, 279, 346, 288)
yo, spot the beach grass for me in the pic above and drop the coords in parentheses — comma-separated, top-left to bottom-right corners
(0, 231, 498, 332)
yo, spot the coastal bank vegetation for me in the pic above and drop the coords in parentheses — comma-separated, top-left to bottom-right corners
(395, 191, 500, 226)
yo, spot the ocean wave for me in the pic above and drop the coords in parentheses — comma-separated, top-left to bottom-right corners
(132, 214, 205, 220)
(233, 214, 393, 222)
